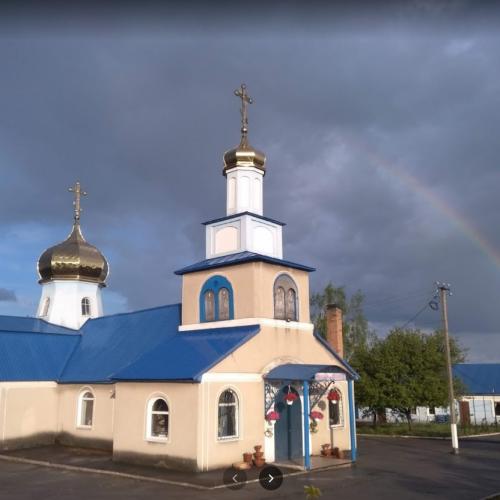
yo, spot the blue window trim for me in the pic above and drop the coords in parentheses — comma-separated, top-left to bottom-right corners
(200, 275, 235, 322)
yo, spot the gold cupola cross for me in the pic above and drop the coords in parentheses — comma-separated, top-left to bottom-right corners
(234, 83, 253, 142)
(68, 181, 87, 222)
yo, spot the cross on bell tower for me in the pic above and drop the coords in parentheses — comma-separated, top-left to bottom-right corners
(234, 83, 253, 144)
(68, 181, 87, 223)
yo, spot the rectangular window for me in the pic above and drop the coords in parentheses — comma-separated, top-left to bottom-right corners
(495, 402, 500, 417)
(429, 407, 436, 415)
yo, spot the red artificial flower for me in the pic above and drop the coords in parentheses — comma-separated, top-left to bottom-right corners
(310, 411, 324, 420)
(327, 390, 340, 401)
(266, 411, 280, 421)
(284, 392, 298, 402)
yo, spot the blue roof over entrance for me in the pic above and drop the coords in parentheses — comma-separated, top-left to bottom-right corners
(265, 363, 352, 382)
(453, 363, 500, 395)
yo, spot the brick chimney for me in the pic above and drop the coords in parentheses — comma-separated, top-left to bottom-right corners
(326, 304, 343, 358)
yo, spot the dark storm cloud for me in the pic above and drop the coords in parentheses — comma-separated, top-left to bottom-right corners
(0, 2, 499, 359)
(0, 289, 16, 302)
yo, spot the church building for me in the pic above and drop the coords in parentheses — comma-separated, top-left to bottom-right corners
(0, 85, 358, 472)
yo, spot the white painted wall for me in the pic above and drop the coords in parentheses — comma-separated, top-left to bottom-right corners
(37, 280, 104, 330)
(226, 166, 264, 216)
(206, 214, 283, 259)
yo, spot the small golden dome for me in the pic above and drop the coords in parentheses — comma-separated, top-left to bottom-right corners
(37, 223, 109, 286)
(223, 137, 266, 175)
(223, 83, 266, 176)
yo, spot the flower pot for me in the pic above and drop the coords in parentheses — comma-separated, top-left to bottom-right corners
(286, 400, 293, 405)
(243, 452, 253, 464)
(253, 458, 266, 467)
(253, 451, 264, 459)
(332, 447, 340, 458)
(254, 445, 262, 453)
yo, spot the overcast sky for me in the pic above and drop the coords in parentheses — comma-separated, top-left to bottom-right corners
(0, 2, 499, 361)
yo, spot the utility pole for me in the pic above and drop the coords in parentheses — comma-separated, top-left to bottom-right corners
(437, 282, 459, 455)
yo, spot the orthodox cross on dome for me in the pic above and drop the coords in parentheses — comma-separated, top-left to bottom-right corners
(234, 83, 253, 143)
(68, 181, 87, 222)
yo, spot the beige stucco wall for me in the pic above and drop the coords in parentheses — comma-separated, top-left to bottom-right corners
(197, 379, 265, 471)
(112, 382, 199, 470)
(309, 380, 351, 453)
(181, 262, 310, 325)
(0, 382, 59, 449)
(199, 326, 353, 468)
(213, 325, 340, 373)
(57, 384, 114, 449)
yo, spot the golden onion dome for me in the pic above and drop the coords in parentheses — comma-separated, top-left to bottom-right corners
(223, 136, 266, 176)
(223, 83, 266, 176)
(37, 222, 109, 286)
(37, 181, 108, 286)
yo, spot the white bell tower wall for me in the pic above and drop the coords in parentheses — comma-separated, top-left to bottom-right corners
(226, 166, 264, 216)
(37, 280, 104, 330)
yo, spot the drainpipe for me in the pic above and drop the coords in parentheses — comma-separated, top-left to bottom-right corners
(303, 380, 311, 470)
(348, 379, 357, 462)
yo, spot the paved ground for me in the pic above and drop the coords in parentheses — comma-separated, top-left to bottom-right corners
(0, 435, 499, 499)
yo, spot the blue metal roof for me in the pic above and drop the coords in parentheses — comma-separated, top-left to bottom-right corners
(202, 212, 286, 227)
(112, 325, 260, 382)
(265, 363, 350, 381)
(59, 304, 182, 383)
(0, 331, 79, 381)
(0, 315, 78, 335)
(174, 251, 315, 275)
(453, 363, 500, 395)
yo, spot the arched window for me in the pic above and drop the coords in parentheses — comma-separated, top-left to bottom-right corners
(200, 275, 234, 322)
(147, 397, 169, 440)
(204, 290, 215, 322)
(274, 274, 298, 321)
(81, 297, 91, 317)
(218, 288, 230, 320)
(218, 389, 238, 439)
(77, 390, 95, 427)
(328, 389, 343, 427)
(41, 297, 50, 317)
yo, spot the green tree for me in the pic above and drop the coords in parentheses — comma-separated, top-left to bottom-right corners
(367, 328, 466, 429)
(310, 282, 373, 360)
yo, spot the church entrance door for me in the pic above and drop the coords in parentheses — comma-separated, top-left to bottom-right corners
(274, 385, 303, 462)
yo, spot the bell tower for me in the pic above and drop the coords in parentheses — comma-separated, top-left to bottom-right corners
(204, 84, 283, 259)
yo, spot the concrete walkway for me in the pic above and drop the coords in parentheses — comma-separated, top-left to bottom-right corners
(0, 445, 348, 490)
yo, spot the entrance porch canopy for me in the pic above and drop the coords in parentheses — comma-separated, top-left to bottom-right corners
(264, 363, 352, 382)
(264, 363, 358, 470)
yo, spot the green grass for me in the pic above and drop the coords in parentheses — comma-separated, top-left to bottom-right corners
(357, 422, 500, 438)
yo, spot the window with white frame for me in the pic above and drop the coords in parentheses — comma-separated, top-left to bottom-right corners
(147, 398, 169, 440)
(77, 390, 95, 427)
(328, 389, 343, 427)
(81, 297, 91, 317)
(41, 297, 50, 317)
(218, 389, 238, 439)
